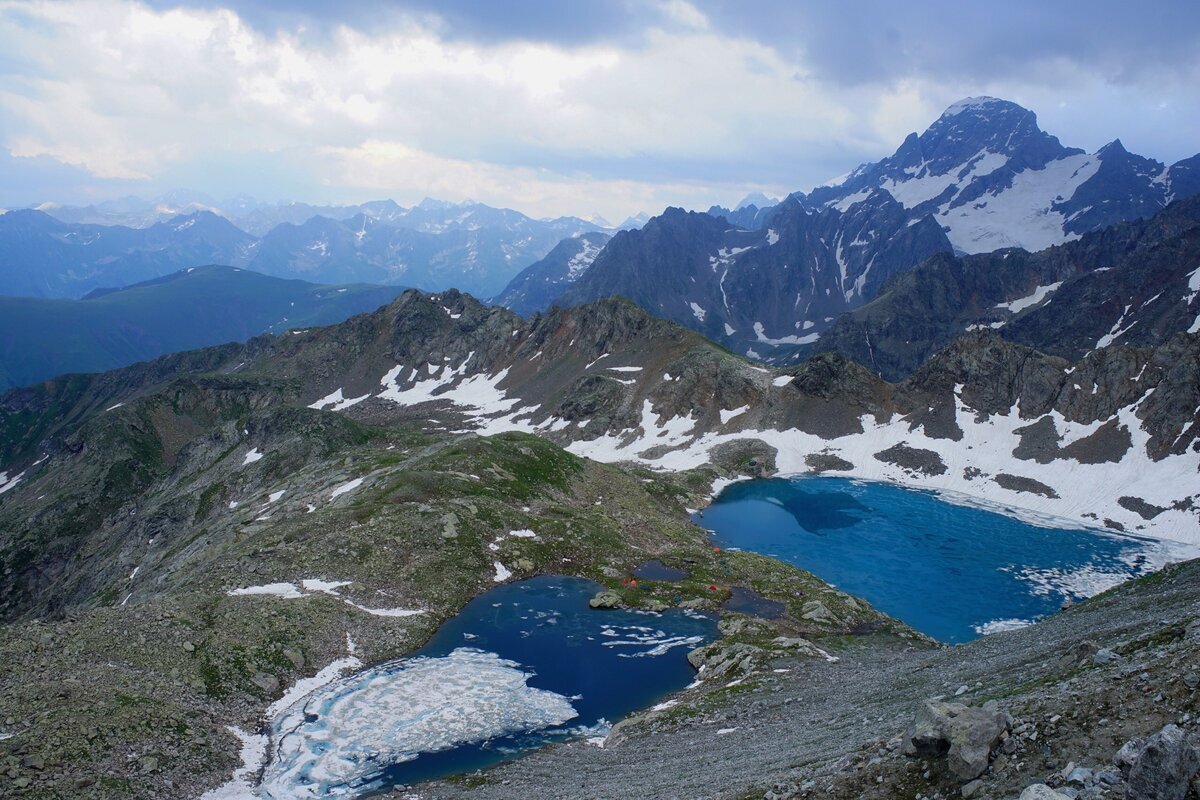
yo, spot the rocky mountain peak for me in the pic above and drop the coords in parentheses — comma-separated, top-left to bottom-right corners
(913, 97, 1078, 174)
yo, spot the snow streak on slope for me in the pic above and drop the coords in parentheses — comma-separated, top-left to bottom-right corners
(306, 352, 1199, 546)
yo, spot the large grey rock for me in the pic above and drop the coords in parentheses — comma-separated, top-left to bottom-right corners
(1122, 724, 1200, 800)
(588, 590, 621, 609)
(902, 700, 1010, 781)
(1019, 785, 1069, 800)
(686, 641, 767, 679)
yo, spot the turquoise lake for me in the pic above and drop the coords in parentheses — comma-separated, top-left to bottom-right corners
(695, 476, 1159, 644)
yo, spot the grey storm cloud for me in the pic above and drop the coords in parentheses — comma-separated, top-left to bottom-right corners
(146, 0, 1200, 83)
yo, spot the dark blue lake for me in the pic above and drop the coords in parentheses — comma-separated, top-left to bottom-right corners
(260, 576, 716, 798)
(695, 477, 1163, 644)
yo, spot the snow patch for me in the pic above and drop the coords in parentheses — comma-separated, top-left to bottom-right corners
(997, 282, 1062, 313)
(330, 478, 365, 500)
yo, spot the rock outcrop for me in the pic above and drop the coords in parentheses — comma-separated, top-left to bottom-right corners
(902, 700, 1011, 781)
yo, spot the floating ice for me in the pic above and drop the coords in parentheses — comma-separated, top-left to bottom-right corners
(259, 648, 577, 799)
(973, 618, 1035, 635)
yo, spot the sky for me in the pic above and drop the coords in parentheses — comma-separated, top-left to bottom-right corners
(1, 0, 1198, 221)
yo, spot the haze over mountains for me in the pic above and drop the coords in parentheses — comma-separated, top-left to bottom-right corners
(0, 197, 644, 300)
(0, 266, 406, 390)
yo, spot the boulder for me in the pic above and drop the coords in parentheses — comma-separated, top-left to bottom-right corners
(251, 672, 280, 694)
(686, 641, 767, 679)
(801, 600, 836, 624)
(1019, 785, 1069, 799)
(1121, 724, 1200, 800)
(902, 700, 1010, 781)
(588, 591, 621, 609)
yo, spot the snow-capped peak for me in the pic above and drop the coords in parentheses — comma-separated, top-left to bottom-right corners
(941, 96, 1006, 118)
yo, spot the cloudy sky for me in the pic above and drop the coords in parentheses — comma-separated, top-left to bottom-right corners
(1, 0, 1198, 220)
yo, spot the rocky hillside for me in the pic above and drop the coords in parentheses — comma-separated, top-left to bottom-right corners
(1, 284, 1198, 799)
(553, 195, 952, 359)
(4, 288, 1197, 596)
(799, 195, 1200, 379)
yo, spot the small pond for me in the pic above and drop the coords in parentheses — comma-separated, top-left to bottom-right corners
(259, 575, 716, 798)
(695, 476, 1169, 644)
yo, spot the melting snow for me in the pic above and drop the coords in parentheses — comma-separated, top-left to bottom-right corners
(720, 405, 750, 425)
(330, 478, 365, 499)
(996, 282, 1062, 313)
(308, 388, 370, 412)
(973, 618, 1035, 636)
(242, 449, 264, 466)
(0, 470, 24, 495)
(753, 321, 820, 346)
(228, 579, 425, 618)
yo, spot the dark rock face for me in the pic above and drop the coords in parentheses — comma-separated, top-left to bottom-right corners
(805, 452, 854, 472)
(1117, 496, 1166, 520)
(873, 444, 948, 476)
(805, 196, 1200, 379)
(706, 203, 776, 230)
(993, 473, 1058, 498)
(491, 231, 611, 316)
(557, 199, 952, 360)
(709, 439, 778, 478)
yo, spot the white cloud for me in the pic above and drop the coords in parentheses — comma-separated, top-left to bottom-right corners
(1, 0, 1197, 218)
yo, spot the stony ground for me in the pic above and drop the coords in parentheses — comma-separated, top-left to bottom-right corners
(406, 559, 1200, 800)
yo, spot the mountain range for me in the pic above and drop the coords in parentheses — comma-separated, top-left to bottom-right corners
(0, 198, 617, 300)
(496, 97, 1200, 363)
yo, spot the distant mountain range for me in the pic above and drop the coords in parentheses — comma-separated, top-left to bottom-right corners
(0, 199, 618, 300)
(498, 97, 1200, 361)
(0, 266, 404, 390)
(29, 193, 654, 237)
